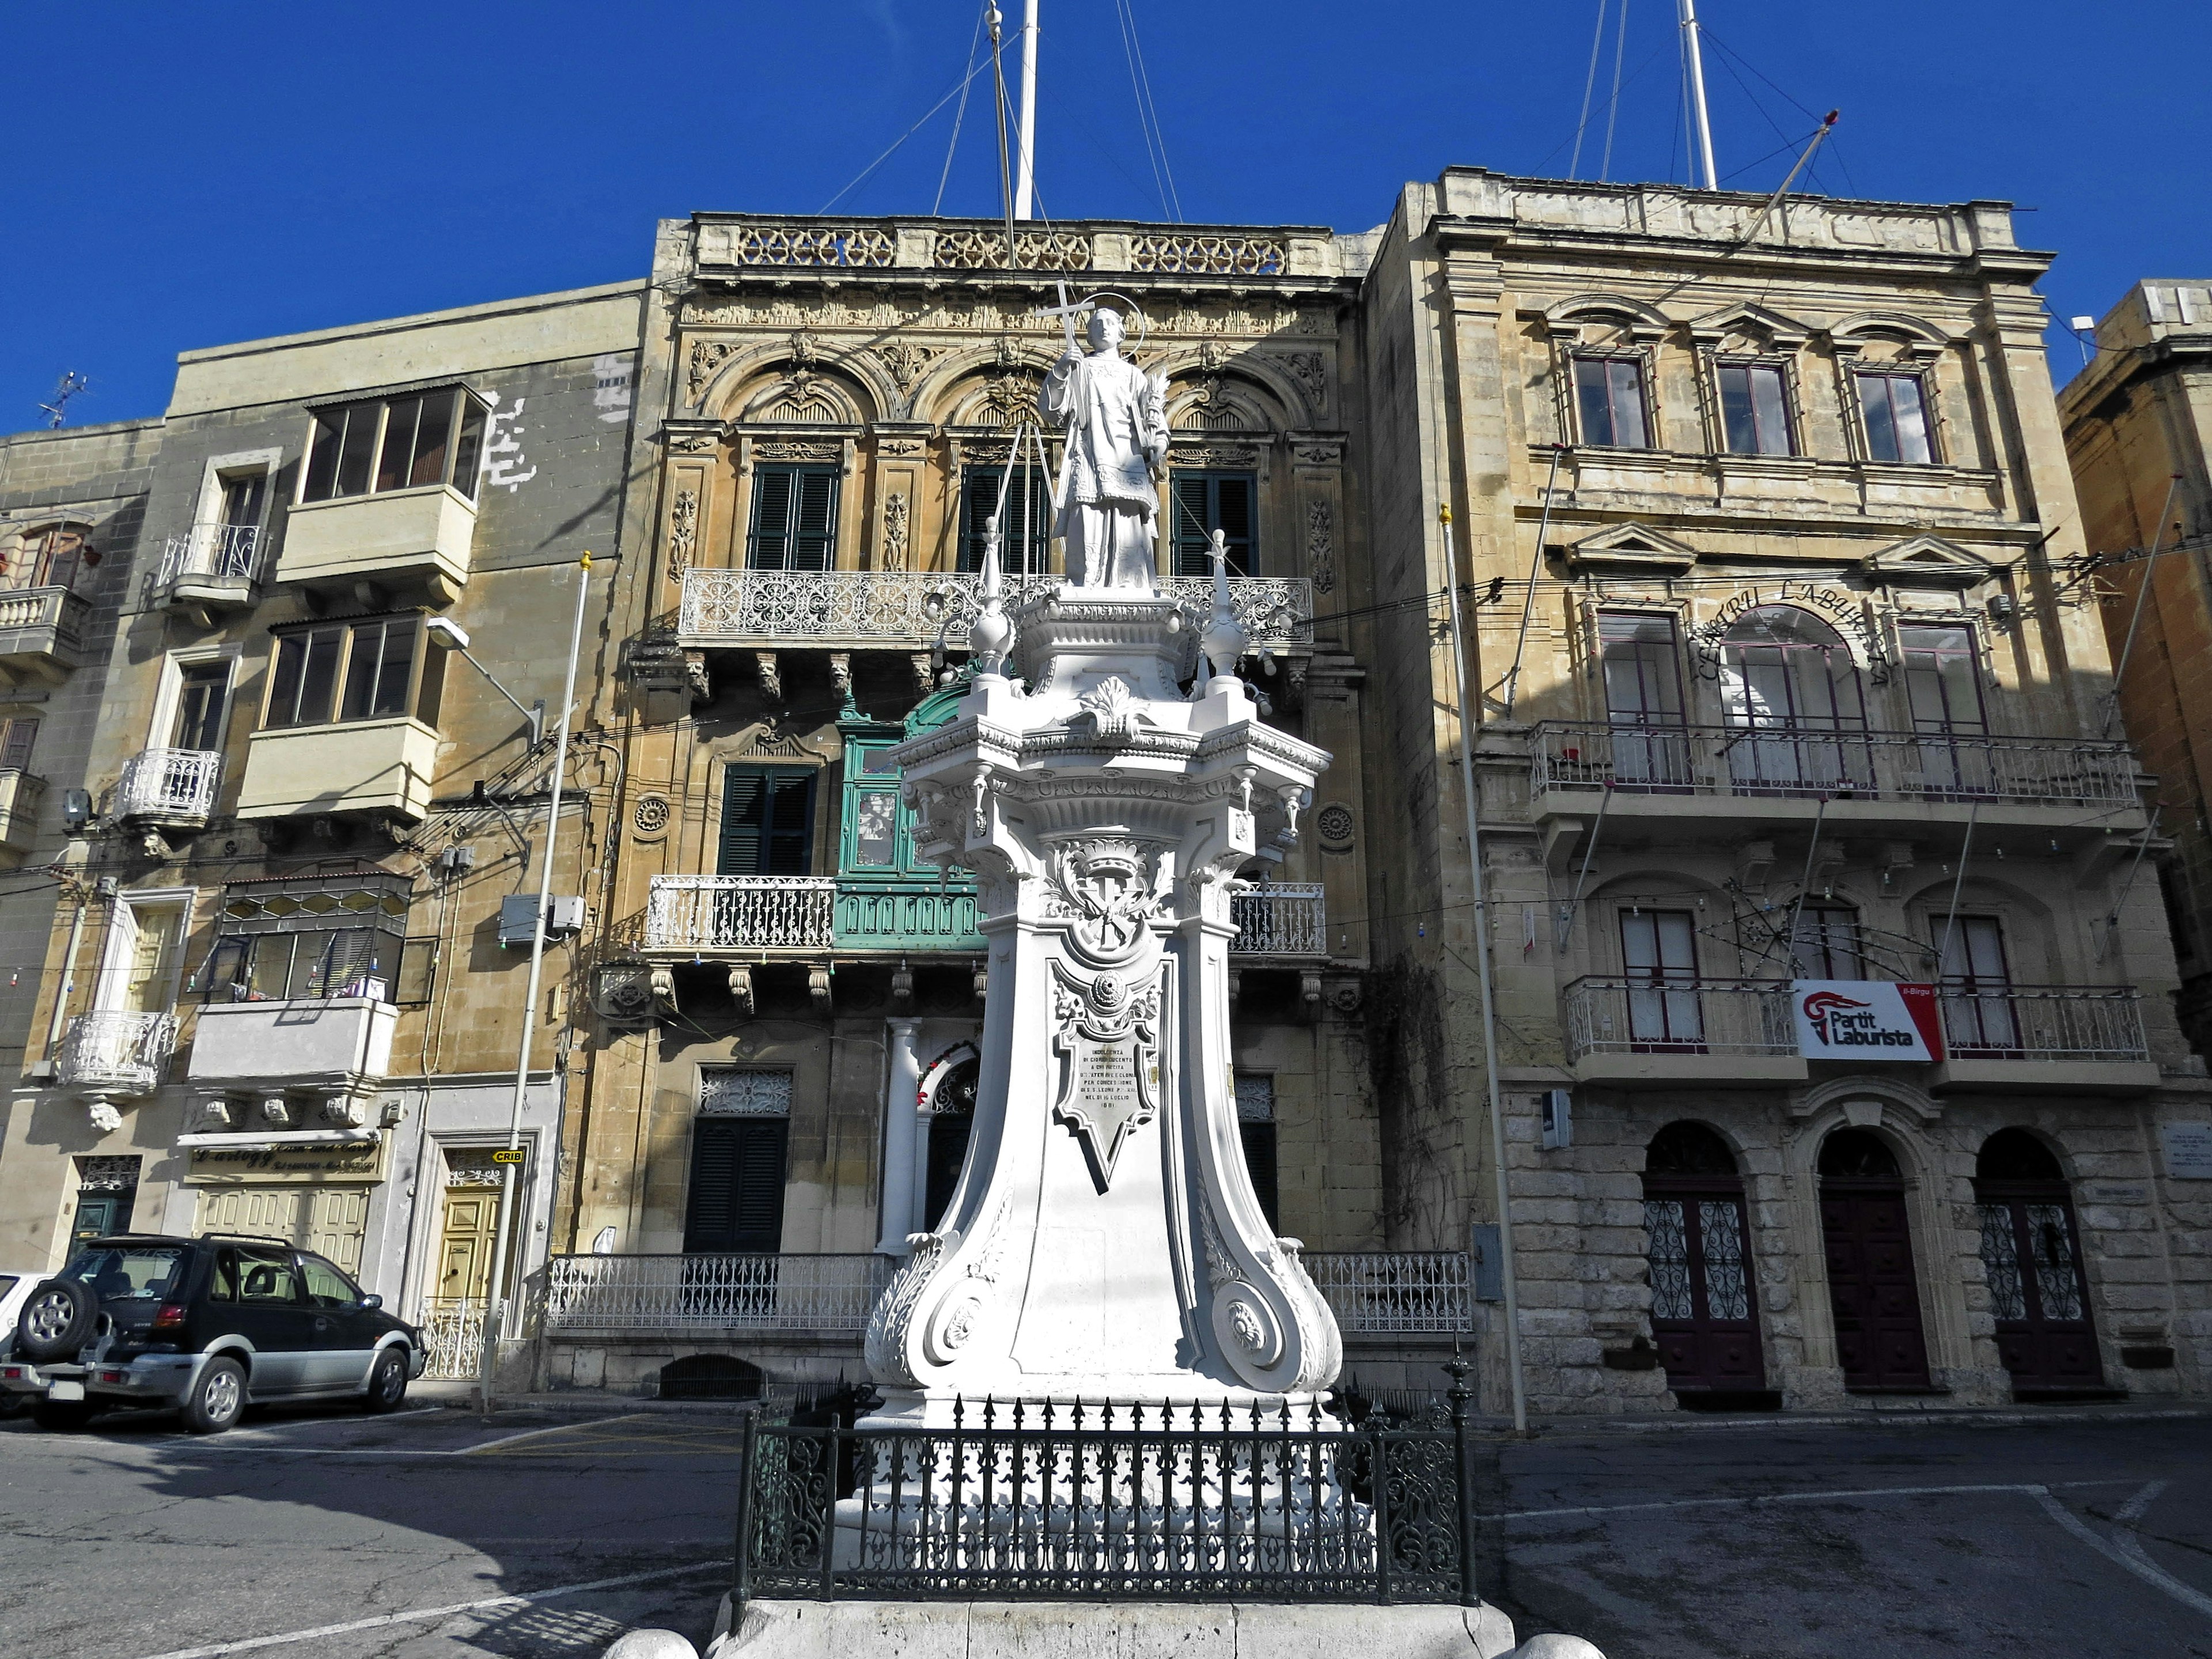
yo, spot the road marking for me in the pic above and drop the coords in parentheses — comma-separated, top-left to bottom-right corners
(129, 1558, 727, 1659)
(2031, 1484, 2212, 1621)
(2118, 1478, 2169, 1524)
(1499, 1478, 2122, 1522)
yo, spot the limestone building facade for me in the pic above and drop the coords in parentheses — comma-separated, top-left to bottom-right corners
(4, 170, 2206, 1417)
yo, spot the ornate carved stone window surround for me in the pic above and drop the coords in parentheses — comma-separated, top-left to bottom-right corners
(1825, 315, 1957, 468)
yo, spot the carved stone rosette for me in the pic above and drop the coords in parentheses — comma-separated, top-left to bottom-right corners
(863, 587, 1338, 1423)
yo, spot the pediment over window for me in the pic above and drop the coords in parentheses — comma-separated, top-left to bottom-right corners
(1685, 301, 1815, 353)
(1862, 535, 1995, 588)
(1560, 522, 1698, 575)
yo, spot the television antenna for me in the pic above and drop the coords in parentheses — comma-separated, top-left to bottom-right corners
(37, 372, 89, 430)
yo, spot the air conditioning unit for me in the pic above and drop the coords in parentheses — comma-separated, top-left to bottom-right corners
(499, 894, 585, 946)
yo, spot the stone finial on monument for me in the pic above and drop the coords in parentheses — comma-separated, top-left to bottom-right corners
(967, 514, 1015, 677)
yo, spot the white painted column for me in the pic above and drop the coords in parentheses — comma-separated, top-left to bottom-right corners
(877, 1018, 923, 1254)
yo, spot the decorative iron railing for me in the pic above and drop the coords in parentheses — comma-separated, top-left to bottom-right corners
(1230, 884, 1327, 958)
(542, 1253, 892, 1334)
(1128, 233, 1287, 275)
(1529, 721, 2141, 808)
(158, 523, 267, 586)
(418, 1298, 490, 1380)
(55, 1010, 179, 1097)
(115, 748, 222, 821)
(735, 1384, 1481, 1605)
(0, 585, 89, 641)
(1937, 985, 2149, 1062)
(676, 569, 1312, 651)
(1560, 978, 1795, 1062)
(644, 875, 836, 952)
(1304, 1253, 1473, 1335)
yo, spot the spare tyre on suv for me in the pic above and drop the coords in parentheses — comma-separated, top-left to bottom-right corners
(0, 1235, 426, 1433)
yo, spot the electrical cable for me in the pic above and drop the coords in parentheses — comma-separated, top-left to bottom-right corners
(1601, 0, 1632, 182)
(1569, 0, 1611, 181)
(819, 54, 995, 217)
(934, 1, 991, 216)
(1118, 0, 1181, 221)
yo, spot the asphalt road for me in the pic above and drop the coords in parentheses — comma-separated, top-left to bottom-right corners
(3, 1397, 2210, 1658)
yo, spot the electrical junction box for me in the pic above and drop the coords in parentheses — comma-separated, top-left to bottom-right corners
(1540, 1088, 1573, 1150)
(499, 894, 585, 946)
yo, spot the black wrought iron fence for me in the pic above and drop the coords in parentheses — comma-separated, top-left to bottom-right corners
(733, 1370, 1481, 1606)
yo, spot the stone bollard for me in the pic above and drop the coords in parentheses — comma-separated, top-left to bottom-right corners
(1505, 1637, 1607, 1659)
(602, 1630, 699, 1659)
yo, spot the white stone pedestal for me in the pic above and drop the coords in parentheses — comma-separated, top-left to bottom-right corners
(863, 590, 1339, 1415)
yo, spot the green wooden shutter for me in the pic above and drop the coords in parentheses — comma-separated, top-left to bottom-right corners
(683, 1118, 790, 1253)
(791, 469, 839, 571)
(959, 467, 999, 573)
(763, 770, 817, 876)
(1240, 1120, 1280, 1231)
(1214, 474, 1254, 577)
(719, 767, 767, 873)
(746, 468, 795, 570)
(1171, 472, 1256, 577)
(1171, 474, 1212, 576)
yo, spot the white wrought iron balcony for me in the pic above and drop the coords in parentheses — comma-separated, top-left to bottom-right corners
(676, 568, 1312, 652)
(115, 748, 222, 824)
(1230, 883, 1327, 957)
(1937, 985, 2148, 1063)
(1303, 1251, 1474, 1336)
(542, 1253, 893, 1334)
(645, 875, 836, 953)
(158, 524, 267, 589)
(1529, 722, 2141, 817)
(1562, 977, 1796, 1064)
(55, 1010, 179, 1099)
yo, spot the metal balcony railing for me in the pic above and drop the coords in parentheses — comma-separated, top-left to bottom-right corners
(158, 524, 267, 587)
(1529, 721, 2140, 809)
(115, 748, 222, 821)
(1938, 984, 2149, 1062)
(55, 1010, 179, 1097)
(676, 568, 1312, 650)
(542, 1253, 893, 1334)
(1303, 1251, 1474, 1334)
(1230, 884, 1327, 957)
(645, 875, 835, 952)
(1560, 978, 1796, 1062)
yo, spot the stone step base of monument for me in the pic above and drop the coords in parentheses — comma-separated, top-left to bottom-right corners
(601, 1593, 1609, 1659)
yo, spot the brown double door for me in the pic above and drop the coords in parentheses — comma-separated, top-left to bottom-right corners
(1643, 1181, 1763, 1392)
(1820, 1179, 1933, 1390)
(1977, 1184, 2101, 1392)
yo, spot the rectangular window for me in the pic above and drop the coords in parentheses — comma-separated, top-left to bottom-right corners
(1717, 362, 1794, 456)
(0, 717, 39, 774)
(745, 465, 840, 571)
(396, 937, 437, 1005)
(300, 388, 490, 504)
(1787, 906, 1863, 979)
(1573, 355, 1652, 449)
(684, 1117, 790, 1253)
(958, 464, 1053, 574)
(719, 765, 817, 877)
(1856, 371, 1935, 464)
(218, 473, 267, 530)
(1235, 1075, 1279, 1232)
(265, 618, 425, 730)
(201, 873, 410, 1005)
(1899, 625, 1986, 734)
(1169, 471, 1256, 577)
(172, 663, 230, 751)
(1599, 613, 1686, 789)
(17, 527, 90, 593)
(1937, 914, 2018, 1052)
(1621, 909, 1703, 1048)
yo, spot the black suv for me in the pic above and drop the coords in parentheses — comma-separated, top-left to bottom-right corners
(1, 1234, 425, 1433)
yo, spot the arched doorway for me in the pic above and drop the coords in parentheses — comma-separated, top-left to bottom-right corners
(922, 1056, 978, 1231)
(1642, 1123, 1766, 1399)
(1818, 1128, 1932, 1391)
(1974, 1130, 2103, 1395)
(1718, 604, 1870, 794)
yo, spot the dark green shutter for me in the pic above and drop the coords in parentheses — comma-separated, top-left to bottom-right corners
(745, 468, 794, 570)
(684, 1118, 789, 1252)
(1172, 474, 1211, 577)
(721, 765, 816, 876)
(1171, 472, 1256, 577)
(1240, 1120, 1280, 1231)
(791, 470, 838, 571)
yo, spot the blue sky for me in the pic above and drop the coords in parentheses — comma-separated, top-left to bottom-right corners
(6, 1, 2205, 431)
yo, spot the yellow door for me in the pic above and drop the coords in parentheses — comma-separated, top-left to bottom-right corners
(435, 1190, 500, 1304)
(125, 905, 184, 1012)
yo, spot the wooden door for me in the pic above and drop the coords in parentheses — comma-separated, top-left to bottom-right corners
(1978, 1190, 2101, 1391)
(435, 1189, 501, 1304)
(1821, 1181, 1933, 1389)
(1643, 1188, 1763, 1391)
(684, 1118, 789, 1253)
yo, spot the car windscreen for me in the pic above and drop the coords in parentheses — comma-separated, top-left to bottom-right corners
(0, 1274, 17, 1298)
(62, 1246, 188, 1304)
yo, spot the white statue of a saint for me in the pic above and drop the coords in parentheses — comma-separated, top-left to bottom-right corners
(1039, 308, 1169, 591)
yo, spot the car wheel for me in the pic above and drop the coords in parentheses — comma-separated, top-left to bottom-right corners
(180, 1357, 247, 1434)
(362, 1348, 409, 1414)
(16, 1279, 98, 1363)
(32, 1399, 98, 1432)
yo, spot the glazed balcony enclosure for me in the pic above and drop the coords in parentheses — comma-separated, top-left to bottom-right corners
(1530, 722, 2145, 844)
(278, 486, 477, 599)
(1559, 976, 2157, 1094)
(235, 718, 440, 824)
(642, 874, 1328, 961)
(187, 997, 399, 1105)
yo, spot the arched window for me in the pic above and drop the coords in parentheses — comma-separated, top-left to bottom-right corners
(1815, 1126, 1931, 1390)
(1974, 1130, 2102, 1394)
(1641, 1123, 1764, 1398)
(923, 1056, 978, 1231)
(1718, 605, 1869, 794)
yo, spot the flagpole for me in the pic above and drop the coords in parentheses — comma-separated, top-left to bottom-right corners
(1014, 0, 1040, 219)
